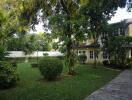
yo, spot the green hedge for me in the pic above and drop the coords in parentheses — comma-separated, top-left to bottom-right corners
(39, 57, 63, 81)
(0, 61, 19, 89)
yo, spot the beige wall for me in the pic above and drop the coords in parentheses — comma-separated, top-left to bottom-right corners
(128, 24, 132, 59)
(129, 24, 132, 37)
(85, 50, 106, 64)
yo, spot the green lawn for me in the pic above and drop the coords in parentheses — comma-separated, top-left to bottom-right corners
(0, 63, 120, 100)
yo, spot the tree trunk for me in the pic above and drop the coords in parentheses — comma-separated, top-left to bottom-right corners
(93, 50, 97, 68)
(93, 38, 97, 68)
(65, 36, 76, 75)
(25, 55, 29, 62)
(60, 0, 76, 75)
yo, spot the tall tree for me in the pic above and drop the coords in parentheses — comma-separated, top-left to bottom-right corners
(80, 0, 127, 67)
(0, 9, 8, 60)
(0, 0, 22, 60)
(108, 36, 132, 65)
(22, 34, 37, 62)
(18, 0, 82, 75)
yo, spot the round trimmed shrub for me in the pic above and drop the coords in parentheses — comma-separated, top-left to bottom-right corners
(0, 61, 19, 89)
(78, 55, 87, 64)
(39, 57, 63, 81)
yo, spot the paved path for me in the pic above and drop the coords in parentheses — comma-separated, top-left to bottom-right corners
(84, 70, 132, 100)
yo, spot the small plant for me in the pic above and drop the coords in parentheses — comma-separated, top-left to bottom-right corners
(39, 57, 63, 81)
(109, 60, 117, 66)
(0, 61, 19, 89)
(103, 60, 109, 66)
(78, 55, 87, 64)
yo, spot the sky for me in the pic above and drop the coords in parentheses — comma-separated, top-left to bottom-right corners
(109, 7, 132, 23)
(31, 7, 132, 33)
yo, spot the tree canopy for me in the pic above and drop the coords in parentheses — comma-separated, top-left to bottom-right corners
(0, 0, 131, 73)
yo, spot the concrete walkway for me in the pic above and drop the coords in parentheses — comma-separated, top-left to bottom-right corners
(84, 70, 132, 100)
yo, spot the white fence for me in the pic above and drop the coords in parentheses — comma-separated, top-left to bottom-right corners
(6, 51, 63, 58)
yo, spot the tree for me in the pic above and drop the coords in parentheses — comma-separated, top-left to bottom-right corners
(48, 1, 82, 75)
(0, 0, 23, 60)
(16, 0, 130, 73)
(0, 9, 7, 47)
(80, 0, 127, 67)
(22, 34, 37, 62)
(107, 36, 132, 65)
(52, 42, 59, 51)
(18, 0, 82, 75)
(34, 33, 52, 51)
(0, 9, 9, 60)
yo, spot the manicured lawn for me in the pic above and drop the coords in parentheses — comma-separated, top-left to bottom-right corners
(0, 63, 120, 100)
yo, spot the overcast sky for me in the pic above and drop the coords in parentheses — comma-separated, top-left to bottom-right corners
(109, 7, 132, 23)
(31, 7, 132, 33)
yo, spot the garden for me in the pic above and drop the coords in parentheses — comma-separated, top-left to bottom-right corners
(0, 0, 132, 100)
(0, 59, 120, 100)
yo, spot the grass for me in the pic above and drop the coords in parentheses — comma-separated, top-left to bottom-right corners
(0, 63, 120, 100)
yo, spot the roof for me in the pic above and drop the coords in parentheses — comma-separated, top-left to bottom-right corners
(72, 43, 100, 49)
(122, 44, 132, 49)
(111, 18, 132, 27)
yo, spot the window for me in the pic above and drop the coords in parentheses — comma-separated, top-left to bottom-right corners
(78, 51, 86, 55)
(90, 51, 94, 59)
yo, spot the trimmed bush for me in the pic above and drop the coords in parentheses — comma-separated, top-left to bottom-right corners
(109, 60, 117, 67)
(103, 60, 109, 66)
(109, 60, 130, 69)
(39, 57, 63, 81)
(127, 62, 132, 69)
(0, 61, 19, 89)
(78, 55, 87, 64)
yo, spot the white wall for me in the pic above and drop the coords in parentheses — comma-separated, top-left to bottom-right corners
(6, 51, 63, 58)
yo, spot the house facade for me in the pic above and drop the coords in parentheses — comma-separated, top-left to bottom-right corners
(76, 19, 132, 64)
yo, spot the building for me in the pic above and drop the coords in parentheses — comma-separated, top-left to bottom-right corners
(75, 19, 132, 64)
